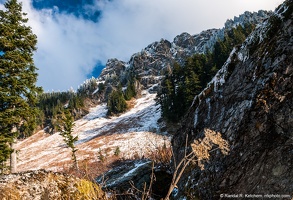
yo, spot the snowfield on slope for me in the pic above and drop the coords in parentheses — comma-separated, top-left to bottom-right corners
(15, 90, 170, 172)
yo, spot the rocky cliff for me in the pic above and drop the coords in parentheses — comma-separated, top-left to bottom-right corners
(172, 1, 293, 199)
(98, 11, 270, 91)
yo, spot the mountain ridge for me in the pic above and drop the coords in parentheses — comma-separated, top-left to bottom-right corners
(97, 10, 270, 91)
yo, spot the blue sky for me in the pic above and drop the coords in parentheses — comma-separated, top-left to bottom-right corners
(0, 0, 283, 91)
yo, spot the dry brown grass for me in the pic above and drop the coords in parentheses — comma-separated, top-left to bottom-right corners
(16, 130, 48, 149)
(61, 154, 127, 182)
(0, 186, 21, 200)
(146, 143, 172, 165)
(164, 128, 230, 200)
(191, 128, 229, 170)
(126, 98, 136, 110)
(74, 179, 109, 200)
(62, 159, 108, 181)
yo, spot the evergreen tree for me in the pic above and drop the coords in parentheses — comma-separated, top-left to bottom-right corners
(214, 39, 229, 68)
(124, 78, 136, 100)
(58, 110, 78, 169)
(0, 0, 42, 172)
(157, 24, 256, 123)
(0, 135, 12, 173)
(37, 90, 86, 133)
(107, 84, 127, 115)
(157, 62, 187, 122)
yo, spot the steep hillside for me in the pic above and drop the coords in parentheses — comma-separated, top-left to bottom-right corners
(15, 90, 170, 173)
(172, 1, 293, 199)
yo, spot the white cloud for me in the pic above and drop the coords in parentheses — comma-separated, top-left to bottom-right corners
(5, 0, 283, 91)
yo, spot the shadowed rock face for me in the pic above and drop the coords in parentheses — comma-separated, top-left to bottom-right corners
(172, 1, 293, 199)
(96, 159, 172, 200)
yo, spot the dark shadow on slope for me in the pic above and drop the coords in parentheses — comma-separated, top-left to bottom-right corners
(96, 159, 172, 200)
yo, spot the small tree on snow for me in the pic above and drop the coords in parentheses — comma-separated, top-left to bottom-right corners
(58, 110, 78, 169)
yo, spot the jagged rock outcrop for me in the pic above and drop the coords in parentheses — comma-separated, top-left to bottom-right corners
(97, 11, 270, 91)
(172, 1, 293, 199)
(99, 58, 127, 81)
(224, 10, 270, 29)
(0, 170, 107, 200)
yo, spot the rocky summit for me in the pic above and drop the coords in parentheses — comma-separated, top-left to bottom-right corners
(98, 11, 270, 91)
(172, 1, 293, 199)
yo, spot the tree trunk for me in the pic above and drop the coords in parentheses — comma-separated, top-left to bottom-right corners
(10, 141, 17, 173)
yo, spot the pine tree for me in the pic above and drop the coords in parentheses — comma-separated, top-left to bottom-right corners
(124, 78, 136, 101)
(157, 24, 257, 124)
(157, 62, 186, 122)
(58, 110, 78, 170)
(107, 84, 127, 115)
(0, 135, 12, 173)
(0, 0, 42, 172)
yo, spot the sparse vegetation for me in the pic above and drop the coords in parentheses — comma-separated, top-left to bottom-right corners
(0, 170, 110, 200)
(58, 110, 79, 170)
(98, 149, 106, 163)
(74, 179, 108, 200)
(0, 186, 21, 199)
(114, 146, 121, 156)
(146, 142, 172, 165)
(37, 77, 102, 134)
(164, 129, 229, 200)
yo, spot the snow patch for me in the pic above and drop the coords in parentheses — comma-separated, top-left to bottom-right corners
(205, 98, 211, 122)
(209, 47, 237, 92)
(194, 107, 199, 127)
(15, 90, 170, 172)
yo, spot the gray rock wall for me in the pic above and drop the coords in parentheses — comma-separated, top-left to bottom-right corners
(172, 2, 293, 199)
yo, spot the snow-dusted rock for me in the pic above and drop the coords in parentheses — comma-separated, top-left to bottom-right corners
(96, 11, 270, 92)
(172, 1, 293, 198)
